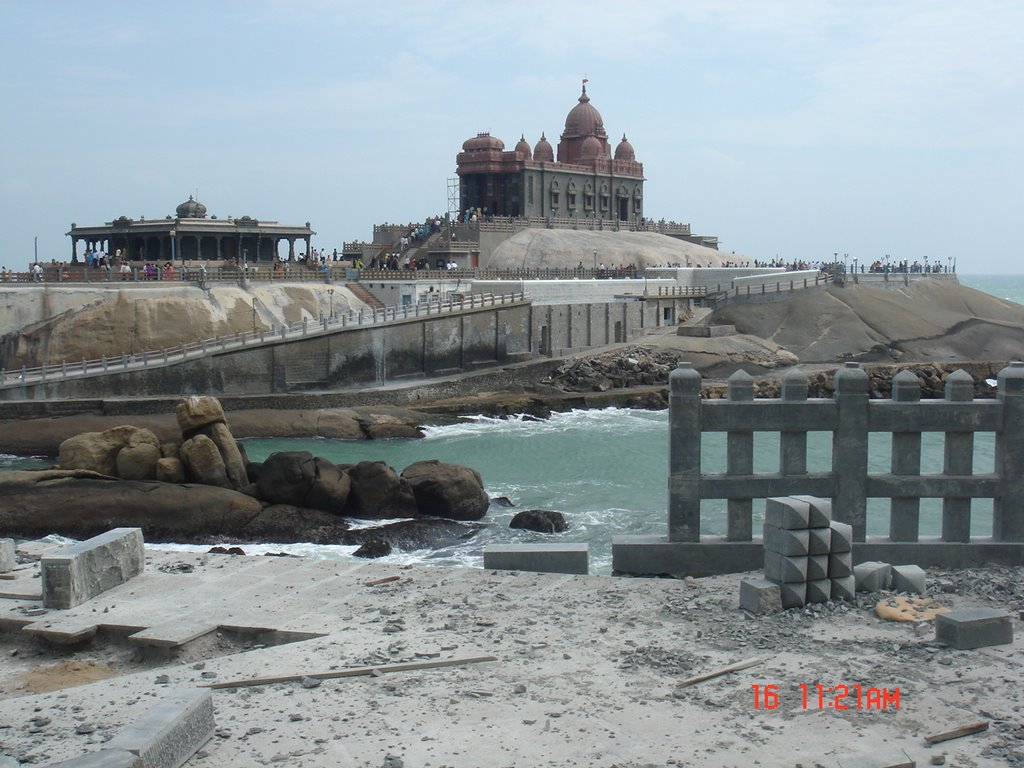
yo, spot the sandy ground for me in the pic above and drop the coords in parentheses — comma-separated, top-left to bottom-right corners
(0, 545, 1022, 768)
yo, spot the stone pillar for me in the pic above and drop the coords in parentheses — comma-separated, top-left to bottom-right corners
(71, 236, 78, 263)
(726, 370, 753, 541)
(288, 238, 295, 261)
(780, 368, 808, 475)
(890, 369, 922, 541)
(668, 363, 701, 542)
(942, 369, 974, 542)
(832, 362, 869, 541)
(994, 362, 1024, 541)
(215, 235, 222, 260)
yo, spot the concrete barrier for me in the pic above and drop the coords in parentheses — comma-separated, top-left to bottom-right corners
(484, 543, 589, 575)
(41, 528, 145, 609)
(46, 750, 143, 767)
(0, 538, 14, 572)
(107, 688, 215, 768)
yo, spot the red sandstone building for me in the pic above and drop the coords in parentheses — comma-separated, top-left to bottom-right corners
(456, 84, 644, 222)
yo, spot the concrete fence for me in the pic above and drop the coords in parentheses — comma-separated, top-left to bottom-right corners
(703, 272, 834, 309)
(613, 361, 1024, 577)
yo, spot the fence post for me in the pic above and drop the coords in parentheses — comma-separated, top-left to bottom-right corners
(726, 370, 754, 541)
(832, 362, 869, 540)
(994, 362, 1024, 541)
(668, 363, 702, 542)
(942, 370, 975, 542)
(780, 368, 808, 475)
(889, 370, 922, 541)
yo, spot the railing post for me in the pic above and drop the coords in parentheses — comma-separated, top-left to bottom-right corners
(726, 370, 754, 541)
(780, 369, 808, 475)
(994, 362, 1024, 541)
(832, 362, 869, 540)
(61, 360, 67, 378)
(942, 369, 975, 542)
(668, 363, 702, 542)
(303, 318, 308, 335)
(889, 370, 922, 541)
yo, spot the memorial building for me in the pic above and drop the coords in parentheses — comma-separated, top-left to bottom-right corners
(456, 83, 645, 222)
(66, 196, 315, 263)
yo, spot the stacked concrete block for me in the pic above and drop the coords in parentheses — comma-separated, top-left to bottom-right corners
(935, 608, 1013, 649)
(41, 528, 145, 609)
(759, 496, 856, 609)
(0, 538, 14, 573)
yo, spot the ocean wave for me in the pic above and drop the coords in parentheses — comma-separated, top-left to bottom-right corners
(421, 407, 665, 441)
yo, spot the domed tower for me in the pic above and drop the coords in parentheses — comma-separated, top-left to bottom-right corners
(514, 134, 532, 160)
(614, 134, 635, 161)
(533, 133, 554, 163)
(557, 84, 609, 164)
(175, 195, 207, 219)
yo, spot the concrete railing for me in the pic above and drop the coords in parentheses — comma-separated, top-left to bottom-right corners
(473, 215, 691, 236)
(613, 361, 1024, 576)
(0, 292, 526, 391)
(703, 272, 833, 309)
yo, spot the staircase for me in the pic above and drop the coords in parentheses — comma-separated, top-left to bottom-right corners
(346, 282, 386, 311)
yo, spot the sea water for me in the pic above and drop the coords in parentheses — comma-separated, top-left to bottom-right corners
(2, 274, 1020, 574)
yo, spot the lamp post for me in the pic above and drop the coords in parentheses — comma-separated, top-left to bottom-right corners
(853, 257, 858, 278)
(885, 253, 890, 273)
(328, 287, 335, 319)
(34, 235, 38, 266)
(592, 250, 597, 273)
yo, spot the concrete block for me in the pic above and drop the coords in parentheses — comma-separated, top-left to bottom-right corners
(762, 524, 809, 556)
(806, 554, 829, 581)
(41, 528, 145, 609)
(807, 527, 831, 555)
(805, 578, 831, 604)
(107, 688, 214, 768)
(779, 582, 806, 609)
(45, 750, 143, 768)
(854, 561, 891, 592)
(791, 495, 832, 527)
(935, 608, 1013, 650)
(828, 552, 853, 579)
(0, 538, 14, 572)
(765, 497, 810, 530)
(829, 521, 853, 553)
(831, 575, 856, 601)
(763, 551, 808, 583)
(739, 577, 782, 615)
(483, 544, 588, 575)
(891, 564, 927, 594)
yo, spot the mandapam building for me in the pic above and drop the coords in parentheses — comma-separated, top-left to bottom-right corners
(456, 83, 645, 222)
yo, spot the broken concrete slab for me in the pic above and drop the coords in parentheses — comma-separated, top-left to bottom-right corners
(106, 688, 214, 768)
(739, 577, 782, 615)
(935, 608, 1013, 650)
(41, 528, 145, 609)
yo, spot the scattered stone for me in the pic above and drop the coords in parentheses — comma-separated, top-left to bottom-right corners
(300, 677, 322, 689)
(75, 723, 97, 734)
(208, 546, 246, 556)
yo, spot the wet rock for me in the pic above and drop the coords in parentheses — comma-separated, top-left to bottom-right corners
(509, 509, 568, 533)
(353, 538, 392, 558)
(401, 460, 489, 521)
(344, 461, 418, 520)
(255, 452, 350, 514)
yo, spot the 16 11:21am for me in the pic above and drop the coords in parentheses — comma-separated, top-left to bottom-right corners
(752, 683, 901, 710)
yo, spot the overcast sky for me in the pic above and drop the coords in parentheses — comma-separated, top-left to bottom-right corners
(1, 0, 1021, 274)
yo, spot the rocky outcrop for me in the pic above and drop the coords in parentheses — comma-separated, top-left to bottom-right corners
(58, 426, 161, 477)
(254, 452, 351, 514)
(344, 461, 419, 520)
(510, 510, 569, 533)
(180, 434, 231, 488)
(401, 460, 489, 521)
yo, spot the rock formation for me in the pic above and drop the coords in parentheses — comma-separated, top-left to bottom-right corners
(509, 510, 569, 533)
(401, 460, 490, 521)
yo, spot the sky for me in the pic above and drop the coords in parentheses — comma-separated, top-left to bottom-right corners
(1, 0, 1021, 274)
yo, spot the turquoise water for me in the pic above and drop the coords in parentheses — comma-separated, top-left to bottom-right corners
(1, 273, 1019, 573)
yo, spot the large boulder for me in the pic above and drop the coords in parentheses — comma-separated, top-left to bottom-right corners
(116, 442, 161, 481)
(254, 452, 350, 514)
(176, 395, 227, 435)
(400, 460, 489, 521)
(155, 457, 187, 484)
(196, 422, 248, 490)
(179, 434, 231, 488)
(59, 425, 160, 476)
(344, 461, 418, 519)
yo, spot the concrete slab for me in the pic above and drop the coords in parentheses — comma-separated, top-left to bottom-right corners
(935, 608, 1013, 649)
(891, 564, 927, 594)
(0, 538, 14, 572)
(41, 528, 145, 609)
(483, 544, 589, 575)
(739, 577, 782, 615)
(106, 688, 214, 768)
(45, 749, 143, 768)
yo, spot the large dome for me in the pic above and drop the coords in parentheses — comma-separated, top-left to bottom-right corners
(614, 134, 635, 161)
(462, 133, 505, 152)
(534, 133, 554, 162)
(514, 134, 532, 159)
(175, 195, 207, 219)
(563, 85, 606, 139)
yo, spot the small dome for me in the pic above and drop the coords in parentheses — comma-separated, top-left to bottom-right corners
(580, 135, 601, 160)
(175, 195, 207, 219)
(614, 134, 635, 161)
(514, 134, 532, 159)
(534, 133, 554, 162)
(462, 132, 505, 152)
(563, 84, 606, 139)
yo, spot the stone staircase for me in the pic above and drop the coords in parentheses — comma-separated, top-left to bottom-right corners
(345, 282, 386, 311)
